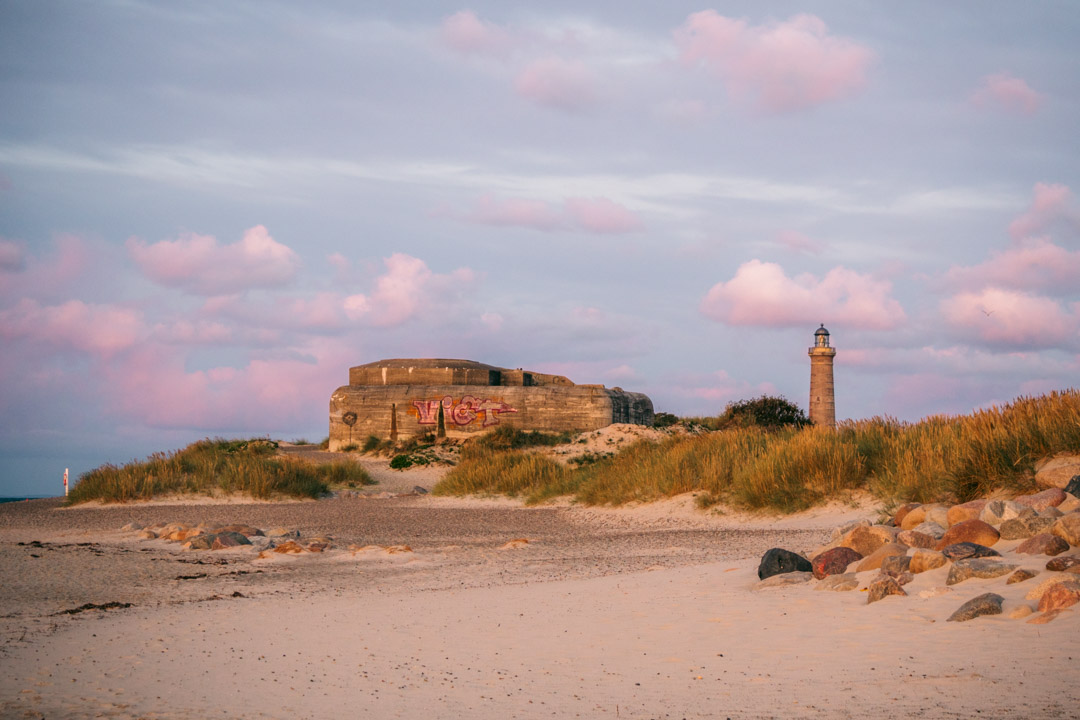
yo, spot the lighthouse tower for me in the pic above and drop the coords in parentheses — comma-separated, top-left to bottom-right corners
(808, 324, 836, 428)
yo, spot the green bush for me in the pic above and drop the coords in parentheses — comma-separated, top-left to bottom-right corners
(718, 395, 810, 430)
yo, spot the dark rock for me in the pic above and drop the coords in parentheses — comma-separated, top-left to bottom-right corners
(757, 548, 812, 580)
(1045, 555, 1080, 573)
(811, 546, 862, 580)
(946, 558, 1017, 586)
(947, 592, 1004, 622)
(183, 534, 216, 550)
(866, 575, 907, 604)
(880, 554, 912, 577)
(1065, 475, 1080, 497)
(413, 485, 429, 494)
(941, 542, 1000, 561)
(211, 531, 251, 549)
(1016, 533, 1070, 556)
(213, 524, 264, 537)
(1007, 568, 1039, 585)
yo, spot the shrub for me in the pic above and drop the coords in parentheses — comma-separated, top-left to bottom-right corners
(717, 395, 810, 430)
(652, 412, 679, 428)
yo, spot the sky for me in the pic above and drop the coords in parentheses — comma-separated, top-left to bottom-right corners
(1, 1, 1079, 496)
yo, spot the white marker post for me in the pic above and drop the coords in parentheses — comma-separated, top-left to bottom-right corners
(64, 468, 69, 497)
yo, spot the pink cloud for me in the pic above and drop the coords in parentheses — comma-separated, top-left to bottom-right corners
(1008, 182, 1073, 240)
(151, 319, 233, 345)
(466, 194, 564, 231)
(970, 73, 1042, 115)
(344, 253, 475, 328)
(674, 11, 873, 112)
(774, 230, 823, 254)
(0, 298, 142, 358)
(514, 56, 597, 111)
(0, 238, 26, 272)
(700, 259, 906, 329)
(564, 197, 642, 233)
(941, 288, 1076, 350)
(943, 237, 1080, 296)
(441, 10, 511, 57)
(127, 225, 300, 295)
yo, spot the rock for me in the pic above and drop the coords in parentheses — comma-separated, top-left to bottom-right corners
(1037, 580, 1080, 612)
(918, 587, 952, 599)
(1041, 506, 1065, 520)
(979, 499, 1023, 526)
(213, 524, 264, 537)
(1024, 573, 1075, 601)
(830, 519, 870, 542)
(1066, 476, 1080, 496)
(1050, 513, 1080, 546)
(899, 506, 927, 531)
(946, 592, 1004, 622)
(924, 505, 950, 528)
(1016, 533, 1070, 556)
(811, 547, 863, 579)
(1034, 454, 1080, 490)
(1014, 488, 1067, 511)
(753, 572, 813, 590)
(273, 540, 306, 554)
(211, 531, 251, 550)
(940, 542, 1000, 561)
(1045, 555, 1080, 573)
(815, 573, 859, 591)
(892, 502, 921, 528)
(267, 528, 299, 538)
(120, 522, 144, 532)
(880, 554, 912, 577)
(897, 530, 936, 549)
(946, 558, 1017, 585)
(840, 525, 897, 557)
(183, 534, 215, 550)
(1008, 604, 1033, 619)
(855, 543, 907, 572)
(910, 549, 947, 574)
(936, 519, 1000, 550)
(137, 529, 159, 540)
(757, 548, 812, 580)
(999, 515, 1055, 540)
(1007, 569, 1039, 584)
(947, 500, 988, 527)
(1060, 492, 1080, 514)
(412, 485, 429, 494)
(1027, 608, 1072, 624)
(912, 521, 946, 539)
(866, 575, 907, 604)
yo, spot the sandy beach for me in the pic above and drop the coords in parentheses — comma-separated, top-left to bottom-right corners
(1, 488, 1077, 719)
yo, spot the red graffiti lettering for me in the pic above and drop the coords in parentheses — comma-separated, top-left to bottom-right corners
(410, 396, 517, 427)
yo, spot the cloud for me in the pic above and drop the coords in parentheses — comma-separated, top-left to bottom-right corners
(514, 56, 597, 111)
(1008, 182, 1074, 241)
(774, 230, 823, 254)
(943, 237, 1080, 296)
(464, 194, 564, 231)
(343, 253, 476, 327)
(0, 298, 142, 358)
(564, 197, 643, 233)
(0, 238, 26, 272)
(970, 73, 1042, 115)
(700, 259, 905, 329)
(940, 288, 1077, 350)
(441, 10, 512, 58)
(673, 11, 873, 112)
(460, 194, 642, 234)
(127, 225, 300, 295)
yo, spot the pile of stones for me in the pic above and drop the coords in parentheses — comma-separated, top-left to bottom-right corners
(121, 521, 329, 554)
(755, 485, 1080, 624)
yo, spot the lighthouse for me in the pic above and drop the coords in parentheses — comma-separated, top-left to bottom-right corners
(808, 324, 836, 428)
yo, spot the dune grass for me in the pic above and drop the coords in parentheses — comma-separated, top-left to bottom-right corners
(433, 390, 1080, 512)
(67, 438, 374, 504)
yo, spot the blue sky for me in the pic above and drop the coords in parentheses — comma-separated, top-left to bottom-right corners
(1, 1, 1078, 495)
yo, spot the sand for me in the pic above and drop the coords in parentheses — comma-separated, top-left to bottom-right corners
(1, 491, 1077, 719)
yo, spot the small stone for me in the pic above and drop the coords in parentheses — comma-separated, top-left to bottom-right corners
(946, 592, 1004, 622)
(912, 521, 946, 539)
(1036, 580, 1080, 612)
(866, 575, 907, 604)
(892, 502, 921, 528)
(211, 531, 251, 550)
(1050, 513, 1080, 546)
(896, 530, 936, 549)
(1007, 569, 1039, 585)
(940, 542, 1000, 561)
(979, 499, 1023, 526)
(1059, 492, 1080, 514)
(753, 571, 813, 590)
(1014, 488, 1067, 511)
(1045, 555, 1080, 573)
(273, 540, 306, 554)
(811, 546, 863, 580)
(757, 548, 812, 580)
(1040, 506, 1064, 519)
(267, 528, 299, 538)
(1027, 608, 1072, 624)
(879, 554, 912, 577)
(1008, 604, 1034, 619)
(1024, 573, 1075, 601)
(936, 519, 1000, 550)
(946, 558, 1017, 586)
(910, 549, 947, 574)
(1016, 533, 1070, 556)
(855, 543, 907, 572)
(815, 573, 859, 591)
(947, 500, 988, 527)
(840, 525, 897, 557)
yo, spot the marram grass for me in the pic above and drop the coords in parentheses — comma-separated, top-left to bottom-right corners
(433, 390, 1080, 512)
(67, 438, 374, 504)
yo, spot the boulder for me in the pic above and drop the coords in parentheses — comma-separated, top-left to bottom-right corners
(138, 529, 159, 540)
(811, 547, 863, 580)
(211, 531, 251, 550)
(840, 525, 897, 557)
(892, 503, 921, 528)
(855, 543, 907, 572)
(1007, 568, 1039, 585)
(866, 575, 907, 604)
(912, 521, 946, 540)
(1067, 477, 1080, 497)
(1041, 506, 1064, 520)
(1050, 513, 1080, 546)
(213, 524, 264, 537)
(1034, 454, 1080, 489)
(753, 571, 813, 590)
(1027, 608, 1072, 624)
(946, 592, 1004, 622)
(1016, 533, 1070, 556)
(946, 558, 1017, 586)
(815, 573, 859, 591)
(1014, 488, 1067, 511)
(999, 514, 1055, 540)
(1060, 492, 1080, 514)
(182, 534, 215, 550)
(1008, 604, 1034, 619)
(979, 499, 1023, 526)
(899, 506, 927, 531)
(910, 549, 947, 574)
(1036, 580, 1080, 612)
(273, 540, 306, 554)
(923, 504, 951, 528)
(936, 519, 1000, 550)
(940, 542, 1000, 561)
(946, 500, 988, 527)
(757, 548, 812, 580)
(267, 528, 299, 538)
(1024, 573, 1075, 601)
(880, 554, 912, 577)
(120, 522, 144, 532)
(897, 530, 936, 549)
(1045, 555, 1080, 573)
(830, 519, 870, 542)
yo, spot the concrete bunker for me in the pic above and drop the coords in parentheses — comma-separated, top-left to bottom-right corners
(329, 359, 654, 450)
